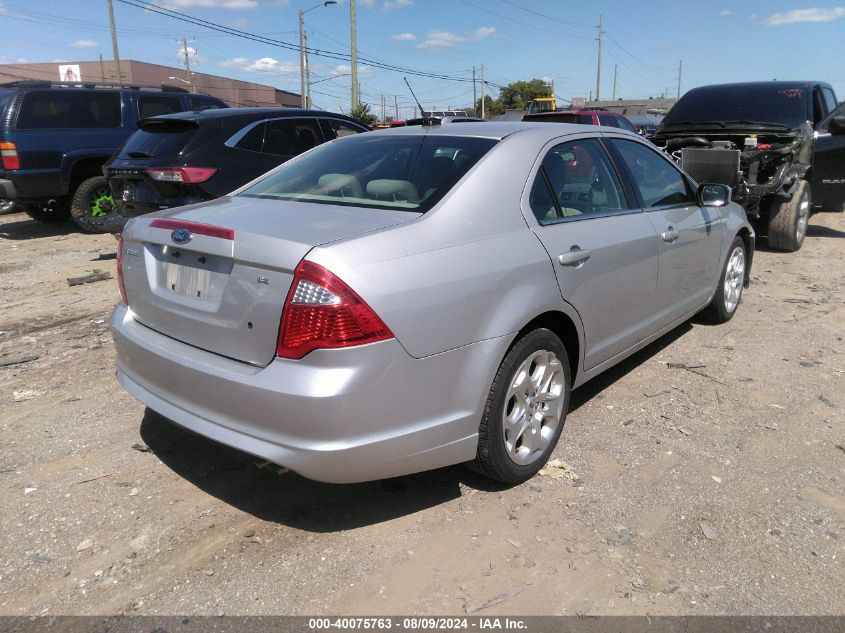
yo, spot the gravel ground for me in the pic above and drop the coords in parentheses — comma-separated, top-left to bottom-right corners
(0, 210, 843, 617)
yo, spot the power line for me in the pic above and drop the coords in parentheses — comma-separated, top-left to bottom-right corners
(116, 0, 477, 84)
(495, 0, 594, 29)
(460, 0, 593, 41)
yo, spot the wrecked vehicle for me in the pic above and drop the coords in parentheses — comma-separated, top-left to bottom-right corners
(653, 81, 840, 251)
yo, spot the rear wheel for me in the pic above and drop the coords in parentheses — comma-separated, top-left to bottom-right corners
(24, 199, 71, 223)
(70, 176, 115, 233)
(767, 180, 810, 252)
(470, 328, 571, 484)
(701, 236, 746, 324)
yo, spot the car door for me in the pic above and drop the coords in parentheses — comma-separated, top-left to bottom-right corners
(525, 136, 659, 370)
(607, 136, 724, 326)
(811, 103, 845, 212)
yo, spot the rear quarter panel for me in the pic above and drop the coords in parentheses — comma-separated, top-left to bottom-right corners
(306, 131, 585, 361)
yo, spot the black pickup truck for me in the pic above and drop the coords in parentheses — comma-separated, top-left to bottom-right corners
(652, 81, 844, 252)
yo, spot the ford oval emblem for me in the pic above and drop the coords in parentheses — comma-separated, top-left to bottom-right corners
(171, 228, 192, 244)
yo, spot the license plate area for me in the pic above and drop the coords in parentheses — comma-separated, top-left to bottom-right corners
(153, 244, 233, 302)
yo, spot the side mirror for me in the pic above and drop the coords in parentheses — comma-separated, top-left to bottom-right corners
(698, 183, 732, 207)
(828, 116, 845, 135)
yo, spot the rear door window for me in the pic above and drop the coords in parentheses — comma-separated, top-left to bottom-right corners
(233, 122, 267, 153)
(138, 95, 183, 119)
(189, 95, 224, 111)
(263, 119, 323, 157)
(17, 91, 121, 129)
(530, 138, 630, 223)
(322, 118, 366, 139)
(598, 114, 621, 128)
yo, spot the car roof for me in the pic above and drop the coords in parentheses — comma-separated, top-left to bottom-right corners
(687, 81, 831, 93)
(369, 121, 634, 141)
(145, 107, 356, 123)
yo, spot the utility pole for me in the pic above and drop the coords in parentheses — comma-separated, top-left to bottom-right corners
(612, 64, 617, 101)
(595, 14, 603, 101)
(99, 54, 105, 82)
(181, 38, 193, 93)
(350, 0, 359, 110)
(677, 60, 682, 99)
(480, 65, 485, 119)
(381, 94, 385, 123)
(394, 95, 399, 120)
(107, 0, 122, 85)
(472, 66, 477, 115)
(299, 10, 307, 108)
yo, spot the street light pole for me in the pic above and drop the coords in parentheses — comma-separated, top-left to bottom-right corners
(298, 1, 337, 110)
(350, 0, 358, 110)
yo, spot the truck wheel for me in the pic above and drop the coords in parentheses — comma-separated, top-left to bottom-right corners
(24, 200, 71, 223)
(469, 329, 571, 484)
(70, 176, 115, 233)
(767, 181, 810, 252)
(701, 236, 746, 324)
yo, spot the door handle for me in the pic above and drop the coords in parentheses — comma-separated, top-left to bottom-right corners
(558, 247, 591, 267)
(661, 227, 679, 243)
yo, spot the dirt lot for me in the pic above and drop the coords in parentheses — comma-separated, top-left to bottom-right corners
(0, 210, 843, 617)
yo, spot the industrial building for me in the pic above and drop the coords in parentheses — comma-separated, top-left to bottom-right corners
(0, 59, 300, 108)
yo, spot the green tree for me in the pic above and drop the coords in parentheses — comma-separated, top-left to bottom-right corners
(349, 103, 379, 127)
(497, 79, 552, 111)
(472, 95, 503, 118)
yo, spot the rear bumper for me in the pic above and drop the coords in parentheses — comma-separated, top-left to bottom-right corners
(110, 303, 509, 483)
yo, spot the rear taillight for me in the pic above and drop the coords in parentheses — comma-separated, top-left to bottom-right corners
(146, 167, 217, 184)
(276, 260, 393, 359)
(1, 142, 20, 170)
(117, 235, 128, 305)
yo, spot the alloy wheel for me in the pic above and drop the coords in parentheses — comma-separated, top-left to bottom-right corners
(723, 246, 745, 314)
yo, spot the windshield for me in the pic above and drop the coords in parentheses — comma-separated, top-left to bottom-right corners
(663, 84, 809, 129)
(239, 133, 498, 212)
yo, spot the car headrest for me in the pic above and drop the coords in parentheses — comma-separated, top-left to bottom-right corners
(366, 179, 419, 203)
(317, 174, 364, 198)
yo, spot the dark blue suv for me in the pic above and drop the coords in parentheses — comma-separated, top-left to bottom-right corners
(0, 81, 226, 232)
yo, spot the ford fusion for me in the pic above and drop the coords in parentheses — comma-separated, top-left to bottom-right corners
(111, 123, 754, 484)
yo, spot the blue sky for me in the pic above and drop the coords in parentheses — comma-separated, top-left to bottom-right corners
(1, 0, 844, 118)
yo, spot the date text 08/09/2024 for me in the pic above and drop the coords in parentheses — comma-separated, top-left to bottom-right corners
(307, 618, 528, 630)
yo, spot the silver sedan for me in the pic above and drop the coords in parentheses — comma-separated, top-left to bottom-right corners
(111, 123, 753, 484)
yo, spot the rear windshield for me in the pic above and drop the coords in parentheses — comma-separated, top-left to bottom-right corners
(119, 119, 200, 158)
(239, 133, 498, 212)
(16, 91, 121, 129)
(663, 85, 809, 129)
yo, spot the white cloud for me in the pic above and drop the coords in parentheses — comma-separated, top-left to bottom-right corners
(383, 0, 411, 10)
(219, 56, 298, 73)
(175, 46, 203, 65)
(70, 39, 98, 48)
(416, 26, 495, 50)
(273, 0, 289, 5)
(764, 7, 845, 25)
(718, 9, 736, 16)
(391, 32, 416, 41)
(359, 0, 375, 7)
(231, 17, 248, 27)
(154, 0, 258, 9)
(330, 63, 374, 77)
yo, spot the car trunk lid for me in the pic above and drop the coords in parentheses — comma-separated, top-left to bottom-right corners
(120, 195, 417, 366)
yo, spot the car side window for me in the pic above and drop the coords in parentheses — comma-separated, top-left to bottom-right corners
(323, 118, 366, 139)
(820, 88, 837, 117)
(138, 95, 182, 119)
(17, 91, 121, 129)
(530, 138, 630, 224)
(234, 122, 267, 153)
(263, 119, 323, 157)
(610, 138, 694, 208)
(598, 114, 621, 128)
(189, 95, 224, 111)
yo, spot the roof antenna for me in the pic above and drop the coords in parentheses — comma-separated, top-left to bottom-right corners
(403, 76, 424, 118)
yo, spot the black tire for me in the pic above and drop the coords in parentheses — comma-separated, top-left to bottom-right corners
(701, 236, 746, 324)
(469, 328, 571, 484)
(70, 176, 115, 233)
(767, 180, 810, 252)
(24, 200, 71, 223)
